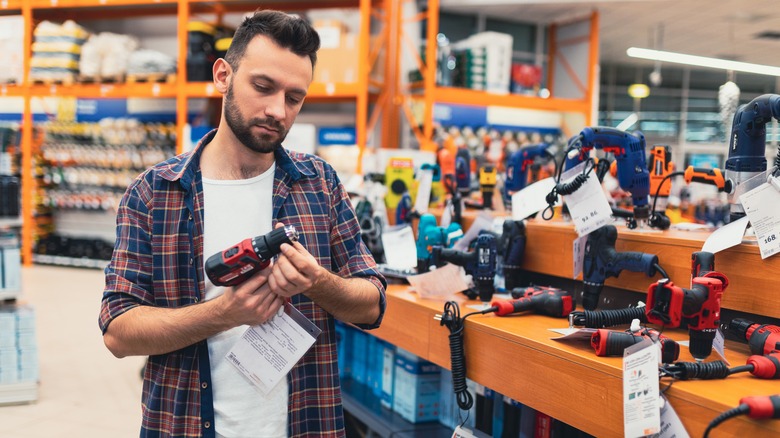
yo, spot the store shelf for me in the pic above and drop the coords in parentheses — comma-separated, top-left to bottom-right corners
(185, 81, 362, 101)
(32, 254, 108, 269)
(28, 82, 177, 98)
(189, 0, 359, 13)
(0, 381, 37, 406)
(373, 285, 780, 438)
(0, 217, 23, 228)
(0, 1, 21, 11)
(0, 84, 24, 97)
(430, 86, 593, 114)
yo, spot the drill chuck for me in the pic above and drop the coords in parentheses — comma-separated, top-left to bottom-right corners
(689, 328, 717, 361)
(254, 225, 298, 260)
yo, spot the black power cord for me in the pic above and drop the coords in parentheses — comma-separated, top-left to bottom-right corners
(703, 404, 750, 438)
(648, 170, 685, 229)
(435, 301, 498, 416)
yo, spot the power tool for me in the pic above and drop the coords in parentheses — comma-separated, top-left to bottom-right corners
(590, 327, 680, 363)
(205, 225, 299, 287)
(355, 199, 385, 263)
(582, 224, 661, 310)
(645, 251, 728, 361)
(661, 352, 780, 381)
(499, 219, 526, 290)
(704, 395, 780, 438)
(395, 191, 416, 224)
(645, 145, 675, 230)
(569, 305, 648, 328)
(455, 147, 472, 197)
(422, 163, 445, 207)
(729, 318, 780, 356)
(569, 127, 651, 223)
(478, 165, 497, 210)
(502, 143, 554, 204)
(489, 287, 574, 318)
(443, 173, 463, 226)
(725, 93, 780, 221)
(431, 232, 497, 302)
(416, 214, 438, 274)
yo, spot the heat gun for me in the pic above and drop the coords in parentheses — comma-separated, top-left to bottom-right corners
(581, 224, 661, 310)
(725, 93, 780, 221)
(431, 233, 497, 302)
(645, 251, 728, 361)
(729, 318, 780, 356)
(205, 225, 299, 287)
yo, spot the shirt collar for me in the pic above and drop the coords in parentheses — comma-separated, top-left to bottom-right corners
(158, 128, 316, 187)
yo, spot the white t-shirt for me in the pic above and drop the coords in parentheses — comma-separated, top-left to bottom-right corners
(202, 164, 288, 438)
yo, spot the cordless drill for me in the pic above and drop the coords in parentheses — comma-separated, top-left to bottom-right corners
(499, 219, 526, 290)
(725, 93, 780, 221)
(645, 251, 728, 361)
(590, 327, 680, 363)
(571, 127, 651, 223)
(205, 225, 299, 287)
(581, 224, 660, 310)
(455, 147, 472, 197)
(416, 214, 463, 274)
(705, 395, 780, 437)
(431, 233, 497, 302)
(729, 318, 780, 356)
(490, 287, 574, 318)
(479, 165, 497, 210)
(503, 143, 554, 204)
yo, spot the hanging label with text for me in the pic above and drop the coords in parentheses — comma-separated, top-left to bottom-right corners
(560, 163, 613, 237)
(740, 180, 780, 259)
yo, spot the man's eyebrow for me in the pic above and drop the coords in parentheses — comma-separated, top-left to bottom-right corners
(252, 74, 307, 96)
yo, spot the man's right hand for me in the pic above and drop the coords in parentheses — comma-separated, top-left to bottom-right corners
(219, 265, 285, 327)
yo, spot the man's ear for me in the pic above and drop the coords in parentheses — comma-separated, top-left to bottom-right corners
(213, 58, 231, 94)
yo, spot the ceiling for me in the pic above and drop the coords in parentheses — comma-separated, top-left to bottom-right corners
(440, 0, 780, 69)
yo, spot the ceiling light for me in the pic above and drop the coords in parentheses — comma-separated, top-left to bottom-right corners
(627, 47, 780, 77)
(628, 83, 650, 99)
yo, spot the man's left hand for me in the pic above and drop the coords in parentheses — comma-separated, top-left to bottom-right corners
(268, 223, 326, 298)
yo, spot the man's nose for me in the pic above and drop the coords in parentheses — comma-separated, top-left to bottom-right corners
(264, 92, 286, 122)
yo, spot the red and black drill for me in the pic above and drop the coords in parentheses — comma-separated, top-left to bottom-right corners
(490, 287, 574, 318)
(645, 251, 728, 361)
(205, 225, 299, 287)
(729, 317, 780, 356)
(590, 327, 680, 363)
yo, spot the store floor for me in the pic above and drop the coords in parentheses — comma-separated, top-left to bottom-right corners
(0, 265, 145, 437)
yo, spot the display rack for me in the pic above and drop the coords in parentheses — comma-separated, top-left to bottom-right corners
(396, 0, 599, 152)
(10, 0, 392, 265)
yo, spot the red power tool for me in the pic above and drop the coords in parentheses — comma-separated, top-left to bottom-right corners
(490, 288, 574, 318)
(590, 327, 680, 363)
(205, 225, 299, 287)
(729, 317, 780, 356)
(645, 251, 728, 361)
(704, 395, 780, 438)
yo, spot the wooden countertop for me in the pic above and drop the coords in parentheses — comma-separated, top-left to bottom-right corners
(372, 285, 780, 438)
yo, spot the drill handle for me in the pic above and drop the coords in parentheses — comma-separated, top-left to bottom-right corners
(610, 251, 659, 278)
(434, 247, 474, 270)
(684, 166, 729, 192)
(739, 395, 780, 419)
(691, 251, 715, 277)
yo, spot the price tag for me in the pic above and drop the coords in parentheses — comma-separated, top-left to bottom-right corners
(510, 177, 555, 220)
(712, 329, 729, 366)
(413, 168, 433, 214)
(561, 163, 612, 237)
(572, 234, 587, 279)
(701, 216, 749, 254)
(623, 340, 661, 437)
(652, 395, 690, 438)
(740, 181, 780, 259)
(380, 225, 417, 270)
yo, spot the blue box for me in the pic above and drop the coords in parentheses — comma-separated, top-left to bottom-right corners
(380, 342, 395, 409)
(351, 329, 369, 385)
(392, 348, 441, 423)
(335, 321, 352, 379)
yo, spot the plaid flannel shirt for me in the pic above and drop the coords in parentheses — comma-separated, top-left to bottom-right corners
(100, 130, 386, 437)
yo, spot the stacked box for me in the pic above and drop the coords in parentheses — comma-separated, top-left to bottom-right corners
(392, 348, 441, 423)
(312, 19, 358, 84)
(334, 321, 352, 379)
(0, 306, 37, 384)
(30, 20, 90, 82)
(0, 233, 21, 294)
(351, 329, 369, 385)
(451, 31, 513, 94)
(380, 342, 395, 409)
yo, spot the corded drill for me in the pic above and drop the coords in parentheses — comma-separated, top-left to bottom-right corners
(729, 317, 780, 356)
(431, 233, 497, 302)
(645, 251, 728, 361)
(582, 224, 661, 310)
(725, 93, 780, 221)
(503, 143, 554, 205)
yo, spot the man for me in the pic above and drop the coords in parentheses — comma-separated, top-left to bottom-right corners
(99, 10, 386, 437)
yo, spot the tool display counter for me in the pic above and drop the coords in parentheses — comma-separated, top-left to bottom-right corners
(372, 285, 780, 437)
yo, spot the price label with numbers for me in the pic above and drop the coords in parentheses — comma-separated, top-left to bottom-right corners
(740, 180, 780, 259)
(560, 163, 613, 237)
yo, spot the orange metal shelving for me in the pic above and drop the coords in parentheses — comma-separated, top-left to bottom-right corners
(14, 0, 391, 265)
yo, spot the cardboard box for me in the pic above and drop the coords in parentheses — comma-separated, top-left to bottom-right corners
(392, 348, 441, 423)
(314, 32, 358, 84)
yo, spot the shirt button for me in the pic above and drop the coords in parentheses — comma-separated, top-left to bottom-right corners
(204, 421, 211, 429)
(201, 381, 208, 389)
(188, 213, 193, 221)
(189, 257, 194, 265)
(194, 297, 199, 303)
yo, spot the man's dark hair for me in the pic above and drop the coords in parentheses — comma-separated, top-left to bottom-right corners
(224, 10, 320, 71)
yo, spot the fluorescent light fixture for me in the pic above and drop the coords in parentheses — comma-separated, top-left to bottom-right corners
(616, 113, 638, 131)
(627, 47, 780, 77)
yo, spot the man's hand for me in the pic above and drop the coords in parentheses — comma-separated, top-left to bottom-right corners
(220, 265, 285, 326)
(268, 222, 327, 298)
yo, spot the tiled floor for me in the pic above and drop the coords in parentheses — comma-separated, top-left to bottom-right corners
(0, 265, 145, 437)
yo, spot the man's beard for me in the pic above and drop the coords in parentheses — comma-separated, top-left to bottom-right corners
(223, 81, 287, 154)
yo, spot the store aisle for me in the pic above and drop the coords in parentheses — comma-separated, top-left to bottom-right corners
(0, 265, 145, 437)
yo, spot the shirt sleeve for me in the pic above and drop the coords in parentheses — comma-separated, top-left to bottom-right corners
(99, 177, 155, 334)
(326, 165, 387, 330)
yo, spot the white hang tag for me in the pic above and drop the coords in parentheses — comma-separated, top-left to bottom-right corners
(414, 168, 434, 214)
(452, 425, 491, 438)
(712, 329, 730, 366)
(407, 263, 470, 299)
(452, 212, 494, 251)
(560, 163, 612, 237)
(572, 234, 587, 279)
(653, 394, 691, 438)
(740, 181, 780, 259)
(226, 302, 321, 394)
(549, 327, 597, 341)
(381, 225, 418, 270)
(441, 200, 453, 228)
(511, 177, 556, 220)
(623, 339, 661, 437)
(701, 216, 749, 254)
